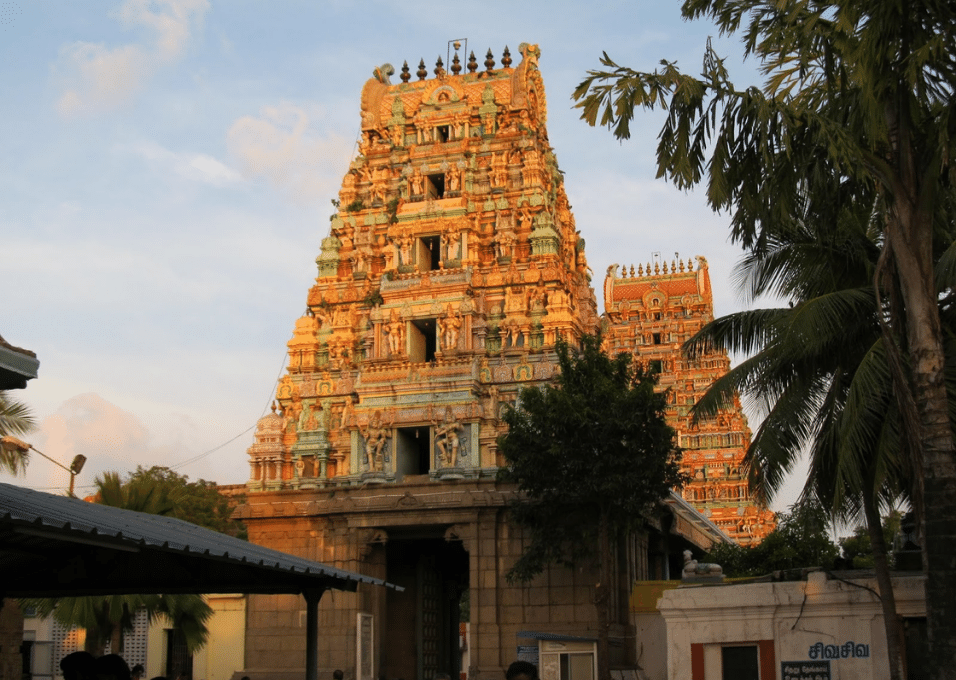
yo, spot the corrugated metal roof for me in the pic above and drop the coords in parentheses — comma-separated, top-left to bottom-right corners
(664, 491, 734, 547)
(0, 333, 39, 389)
(0, 482, 396, 597)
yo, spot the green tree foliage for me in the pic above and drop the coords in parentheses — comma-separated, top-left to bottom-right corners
(573, 3, 956, 675)
(498, 333, 683, 680)
(24, 593, 213, 658)
(841, 510, 903, 569)
(705, 501, 840, 577)
(21, 467, 241, 656)
(0, 391, 35, 474)
(677, 192, 942, 677)
(498, 334, 683, 580)
(114, 466, 247, 539)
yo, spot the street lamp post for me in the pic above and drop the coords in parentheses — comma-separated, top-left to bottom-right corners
(0, 436, 86, 495)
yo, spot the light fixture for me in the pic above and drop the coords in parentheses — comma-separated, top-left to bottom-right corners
(0, 436, 86, 495)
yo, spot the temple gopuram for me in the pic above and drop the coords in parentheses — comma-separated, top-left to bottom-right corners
(236, 44, 731, 680)
(602, 259, 776, 545)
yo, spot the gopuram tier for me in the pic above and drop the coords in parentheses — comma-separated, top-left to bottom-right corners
(248, 44, 598, 491)
(237, 44, 739, 680)
(602, 259, 776, 545)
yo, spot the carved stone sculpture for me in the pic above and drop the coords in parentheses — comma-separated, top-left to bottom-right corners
(434, 406, 463, 468)
(362, 410, 391, 472)
(681, 549, 723, 579)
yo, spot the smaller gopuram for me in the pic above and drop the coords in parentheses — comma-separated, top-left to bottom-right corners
(602, 258, 776, 544)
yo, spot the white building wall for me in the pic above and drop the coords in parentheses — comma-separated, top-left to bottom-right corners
(657, 572, 925, 680)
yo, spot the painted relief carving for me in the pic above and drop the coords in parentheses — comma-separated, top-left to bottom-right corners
(385, 310, 405, 356)
(361, 410, 392, 472)
(438, 305, 463, 351)
(433, 406, 464, 468)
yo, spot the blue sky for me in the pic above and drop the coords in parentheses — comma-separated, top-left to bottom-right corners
(1, 0, 804, 507)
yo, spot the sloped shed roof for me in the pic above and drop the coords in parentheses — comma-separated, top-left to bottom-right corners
(0, 334, 39, 390)
(0, 482, 390, 598)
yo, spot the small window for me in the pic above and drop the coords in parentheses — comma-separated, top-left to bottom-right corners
(654, 312, 662, 320)
(435, 125, 450, 142)
(409, 318, 437, 362)
(721, 645, 758, 680)
(417, 235, 441, 271)
(425, 173, 445, 199)
(652, 333, 662, 345)
(559, 653, 594, 680)
(649, 360, 663, 374)
(394, 426, 431, 479)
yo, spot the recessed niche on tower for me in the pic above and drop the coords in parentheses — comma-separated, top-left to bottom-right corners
(408, 318, 437, 362)
(394, 426, 431, 480)
(416, 235, 441, 271)
(424, 173, 445, 199)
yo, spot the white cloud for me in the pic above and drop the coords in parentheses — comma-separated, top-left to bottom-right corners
(55, 0, 209, 116)
(184, 154, 242, 185)
(12, 392, 250, 494)
(115, 0, 208, 60)
(126, 139, 242, 186)
(227, 101, 353, 204)
(56, 42, 150, 116)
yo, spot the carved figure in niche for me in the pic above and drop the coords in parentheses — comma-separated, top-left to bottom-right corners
(522, 147, 541, 186)
(358, 131, 374, 157)
(576, 245, 592, 280)
(495, 207, 515, 231)
(505, 286, 526, 314)
(341, 395, 354, 428)
(498, 113, 519, 135)
(351, 248, 368, 274)
(385, 310, 405, 355)
(361, 410, 391, 472)
(295, 458, 305, 478)
(381, 234, 396, 270)
(390, 125, 403, 147)
(327, 340, 345, 369)
(396, 229, 414, 266)
(483, 385, 499, 420)
(371, 166, 389, 204)
(498, 231, 517, 259)
(519, 204, 535, 231)
(434, 406, 464, 467)
(472, 211, 483, 235)
(340, 172, 357, 205)
(336, 223, 354, 251)
(410, 167, 424, 196)
(555, 192, 572, 227)
(548, 287, 569, 310)
(443, 228, 460, 261)
(438, 305, 463, 351)
(301, 402, 320, 431)
(447, 163, 461, 193)
(491, 153, 508, 188)
(529, 282, 547, 311)
(357, 164, 372, 189)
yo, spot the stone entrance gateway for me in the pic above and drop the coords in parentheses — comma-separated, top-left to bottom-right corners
(382, 535, 469, 680)
(234, 478, 709, 680)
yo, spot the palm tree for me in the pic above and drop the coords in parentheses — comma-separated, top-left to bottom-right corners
(23, 471, 213, 656)
(685, 201, 955, 679)
(574, 3, 956, 672)
(0, 391, 35, 474)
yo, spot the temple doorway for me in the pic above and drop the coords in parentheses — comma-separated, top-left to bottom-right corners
(382, 534, 469, 680)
